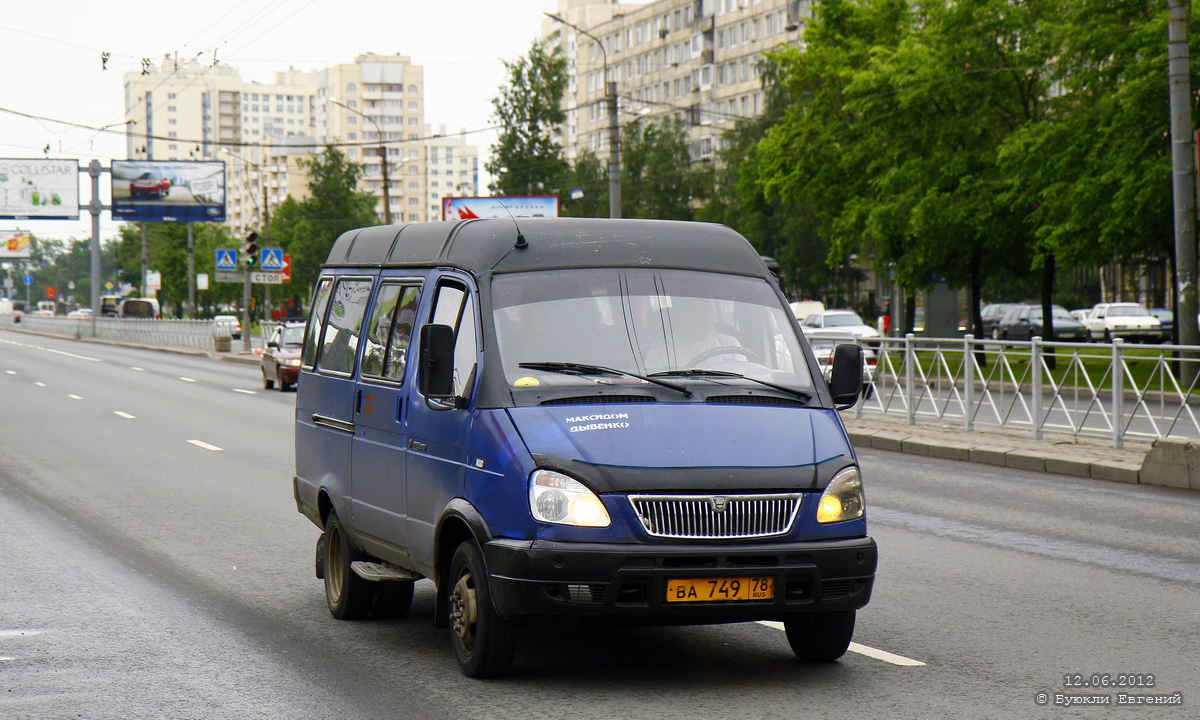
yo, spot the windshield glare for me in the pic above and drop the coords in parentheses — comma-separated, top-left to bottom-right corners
(282, 327, 305, 345)
(491, 269, 814, 393)
(1107, 306, 1148, 317)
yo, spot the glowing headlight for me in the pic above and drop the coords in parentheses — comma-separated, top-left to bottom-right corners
(817, 466, 865, 523)
(286, 358, 302, 367)
(529, 470, 610, 527)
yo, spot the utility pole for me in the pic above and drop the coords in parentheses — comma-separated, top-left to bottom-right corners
(186, 224, 195, 317)
(332, 99, 391, 223)
(546, 12, 621, 218)
(1168, 0, 1199, 370)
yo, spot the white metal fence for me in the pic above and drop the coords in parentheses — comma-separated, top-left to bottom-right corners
(0, 315, 220, 351)
(846, 334, 1200, 448)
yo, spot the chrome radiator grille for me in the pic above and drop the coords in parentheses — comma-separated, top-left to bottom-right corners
(628, 493, 803, 539)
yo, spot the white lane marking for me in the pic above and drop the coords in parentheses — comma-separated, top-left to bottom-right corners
(757, 621, 926, 666)
(34, 382, 46, 387)
(179, 377, 197, 383)
(130, 367, 144, 372)
(232, 388, 256, 395)
(0, 629, 43, 637)
(113, 411, 136, 419)
(187, 440, 223, 452)
(0, 657, 14, 662)
(5, 370, 14, 375)
(34, 346, 100, 362)
(68, 394, 83, 400)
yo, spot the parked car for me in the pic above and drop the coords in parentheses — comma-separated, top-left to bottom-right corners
(981, 303, 1021, 339)
(129, 172, 171, 199)
(1069, 309, 1091, 323)
(789, 300, 825, 321)
(799, 310, 882, 339)
(119, 297, 160, 319)
(1081, 303, 1162, 342)
(1147, 308, 1174, 343)
(261, 322, 305, 391)
(212, 314, 242, 340)
(66, 308, 93, 321)
(996, 305, 1089, 342)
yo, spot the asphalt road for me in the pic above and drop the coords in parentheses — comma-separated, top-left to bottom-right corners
(1, 329, 1197, 719)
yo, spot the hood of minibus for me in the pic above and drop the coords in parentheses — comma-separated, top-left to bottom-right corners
(506, 402, 853, 493)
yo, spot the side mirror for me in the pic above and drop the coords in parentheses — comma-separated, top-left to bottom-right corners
(829, 343, 863, 408)
(419, 323, 455, 400)
(267, 341, 279, 348)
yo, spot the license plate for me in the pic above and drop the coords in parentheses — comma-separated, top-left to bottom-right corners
(666, 576, 774, 602)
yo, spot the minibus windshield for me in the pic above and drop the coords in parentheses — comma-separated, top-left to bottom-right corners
(491, 268, 814, 395)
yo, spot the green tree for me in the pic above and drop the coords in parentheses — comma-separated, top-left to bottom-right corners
(271, 145, 377, 296)
(560, 151, 608, 218)
(486, 39, 569, 197)
(620, 118, 711, 220)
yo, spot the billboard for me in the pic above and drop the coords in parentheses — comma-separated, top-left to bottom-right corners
(0, 231, 32, 258)
(0, 159, 79, 220)
(442, 196, 559, 221)
(111, 160, 226, 222)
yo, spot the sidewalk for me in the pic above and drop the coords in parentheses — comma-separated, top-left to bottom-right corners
(843, 412, 1198, 490)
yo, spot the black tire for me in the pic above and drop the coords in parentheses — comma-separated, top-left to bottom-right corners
(861, 383, 873, 401)
(373, 581, 416, 619)
(323, 512, 376, 620)
(447, 540, 515, 678)
(784, 610, 855, 662)
(1103, 329, 1112, 343)
(263, 370, 274, 390)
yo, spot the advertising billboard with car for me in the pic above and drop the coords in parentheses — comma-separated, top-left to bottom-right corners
(442, 195, 559, 221)
(0, 159, 79, 220)
(111, 160, 226, 222)
(0, 230, 32, 258)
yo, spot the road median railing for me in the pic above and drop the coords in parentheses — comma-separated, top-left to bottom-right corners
(831, 333, 1200, 448)
(1, 315, 218, 352)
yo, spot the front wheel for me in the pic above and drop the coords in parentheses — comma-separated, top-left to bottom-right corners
(447, 540, 515, 677)
(784, 610, 855, 662)
(262, 370, 274, 390)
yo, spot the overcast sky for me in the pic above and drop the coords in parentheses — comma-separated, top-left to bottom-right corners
(1, 0, 642, 242)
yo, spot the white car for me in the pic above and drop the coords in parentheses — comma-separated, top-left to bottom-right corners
(808, 337, 876, 400)
(799, 310, 882, 339)
(212, 314, 242, 340)
(1081, 303, 1161, 343)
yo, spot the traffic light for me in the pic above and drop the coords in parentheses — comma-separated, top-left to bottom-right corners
(242, 232, 258, 268)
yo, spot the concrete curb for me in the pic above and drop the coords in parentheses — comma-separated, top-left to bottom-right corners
(845, 421, 1192, 491)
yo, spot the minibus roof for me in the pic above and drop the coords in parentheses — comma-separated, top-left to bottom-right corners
(322, 218, 771, 278)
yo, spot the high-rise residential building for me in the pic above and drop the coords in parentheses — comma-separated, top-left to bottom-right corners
(425, 125, 480, 220)
(543, 0, 811, 164)
(124, 53, 440, 232)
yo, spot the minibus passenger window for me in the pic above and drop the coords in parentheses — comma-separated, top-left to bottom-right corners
(319, 278, 373, 375)
(361, 284, 403, 378)
(385, 286, 422, 380)
(301, 279, 333, 368)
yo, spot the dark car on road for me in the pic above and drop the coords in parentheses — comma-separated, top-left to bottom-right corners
(262, 322, 305, 391)
(997, 304, 1088, 342)
(982, 303, 1020, 339)
(1148, 308, 1174, 343)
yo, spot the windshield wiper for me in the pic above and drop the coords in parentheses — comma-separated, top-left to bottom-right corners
(519, 361, 692, 397)
(648, 368, 812, 402)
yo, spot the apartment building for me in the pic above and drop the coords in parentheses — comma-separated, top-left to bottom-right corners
(543, 0, 810, 163)
(425, 125, 480, 220)
(124, 53, 435, 232)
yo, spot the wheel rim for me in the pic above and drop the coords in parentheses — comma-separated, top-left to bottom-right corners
(326, 525, 345, 604)
(449, 572, 478, 654)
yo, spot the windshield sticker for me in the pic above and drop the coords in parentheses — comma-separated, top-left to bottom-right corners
(514, 376, 540, 387)
(566, 413, 631, 433)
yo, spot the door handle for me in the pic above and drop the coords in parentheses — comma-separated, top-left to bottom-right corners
(312, 413, 355, 433)
(408, 440, 427, 452)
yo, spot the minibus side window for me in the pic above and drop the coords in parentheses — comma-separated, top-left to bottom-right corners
(361, 282, 422, 381)
(429, 282, 477, 399)
(301, 278, 333, 368)
(318, 278, 373, 376)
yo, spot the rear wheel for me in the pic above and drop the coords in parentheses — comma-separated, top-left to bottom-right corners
(323, 512, 376, 620)
(784, 610, 855, 662)
(447, 540, 515, 677)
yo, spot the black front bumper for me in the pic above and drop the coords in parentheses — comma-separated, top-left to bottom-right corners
(484, 536, 876, 621)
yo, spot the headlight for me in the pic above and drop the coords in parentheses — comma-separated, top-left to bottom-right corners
(817, 466, 865, 523)
(287, 358, 302, 367)
(529, 470, 610, 527)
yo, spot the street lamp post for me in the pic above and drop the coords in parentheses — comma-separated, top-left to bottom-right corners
(546, 12, 620, 219)
(331, 99, 392, 224)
